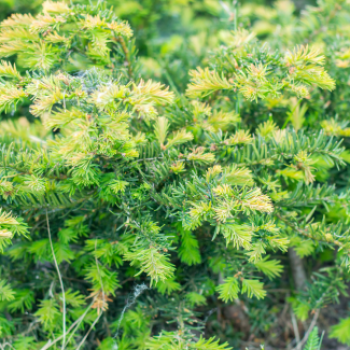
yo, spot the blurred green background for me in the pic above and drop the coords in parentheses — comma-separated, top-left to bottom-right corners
(0, 0, 317, 91)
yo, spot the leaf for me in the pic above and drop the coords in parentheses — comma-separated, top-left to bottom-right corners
(0, 280, 16, 301)
(53, 241, 74, 264)
(288, 98, 307, 132)
(154, 117, 169, 147)
(84, 264, 120, 295)
(12, 336, 36, 350)
(293, 240, 315, 258)
(64, 289, 85, 308)
(0, 61, 21, 79)
(294, 302, 311, 321)
(192, 336, 232, 350)
(97, 337, 119, 350)
(178, 230, 201, 266)
(225, 165, 254, 186)
(185, 292, 206, 306)
(330, 318, 350, 345)
(58, 227, 79, 244)
(166, 129, 193, 149)
(8, 289, 34, 312)
(109, 180, 129, 195)
(254, 256, 283, 279)
(156, 278, 181, 295)
(216, 277, 240, 303)
(34, 299, 60, 330)
(186, 67, 233, 98)
(219, 223, 253, 249)
(0, 86, 27, 113)
(304, 327, 321, 350)
(241, 279, 266, 300)
(125, 247, 175, 285)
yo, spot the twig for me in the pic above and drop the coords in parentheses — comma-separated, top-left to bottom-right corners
(291, 310, 301, 345)
(61, 276, 90, 284)
(114, 36, 133, 78)
(276, 212, 341, 247)
(95, 239, 105, 296)
(292, 309, 320, 350)
(75, 313, 102, 350)
(64, 302, 93, 347)
(46, 210, 66, 350)
(40, 301, 94, 350)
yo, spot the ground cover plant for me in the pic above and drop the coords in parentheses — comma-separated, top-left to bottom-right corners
(0, 1, 350, 349)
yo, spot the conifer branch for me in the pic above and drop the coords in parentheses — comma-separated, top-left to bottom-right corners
(40, 302, 94, 350)
(0, 1, 349, 349)
(75, 312, 103, 350)
(113, 36, 133, 79)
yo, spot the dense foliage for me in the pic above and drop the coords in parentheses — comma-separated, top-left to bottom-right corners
(0, 1, 350, 349)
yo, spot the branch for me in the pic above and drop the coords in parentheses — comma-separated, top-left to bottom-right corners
(46, 210, 66, 350)
(114, 36, 133, 78)
(40, 301, 94, 350)
(76, 312, 102, 350)
(291, 309, 301, 345)
(292, 309, 320, 350)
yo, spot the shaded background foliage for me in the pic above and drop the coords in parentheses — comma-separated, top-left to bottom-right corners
(0, 0, 317, 89)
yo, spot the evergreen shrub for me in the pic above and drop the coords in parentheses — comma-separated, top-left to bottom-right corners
(0, 1, 350, 349)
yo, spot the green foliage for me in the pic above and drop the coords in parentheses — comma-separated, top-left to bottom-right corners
(8, 289, 34, 312)
(330, 318, 350, 345)
(241, 279, 266, 300)
(0, 0, 350, 349)
(254, 256, 283, 280)
(0, 279, 15, 301)
(217, 277, 240, 303)
(304, 327, 322, 350)
(178, 228, 201, 266)
(146, 333, 232, 350)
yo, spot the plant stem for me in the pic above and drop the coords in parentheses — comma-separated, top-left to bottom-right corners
(288, 247, 307, 291)
(233, 0, 238, 31)
(233, 1, 241, 121)
(46, 210, 66, 350)
(292, 309, 320, 350)
(114, 36, 133, 78)
(291, 310, 301, 345)
(76, 313, 102, 350)
(40, 302, 94, 350)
